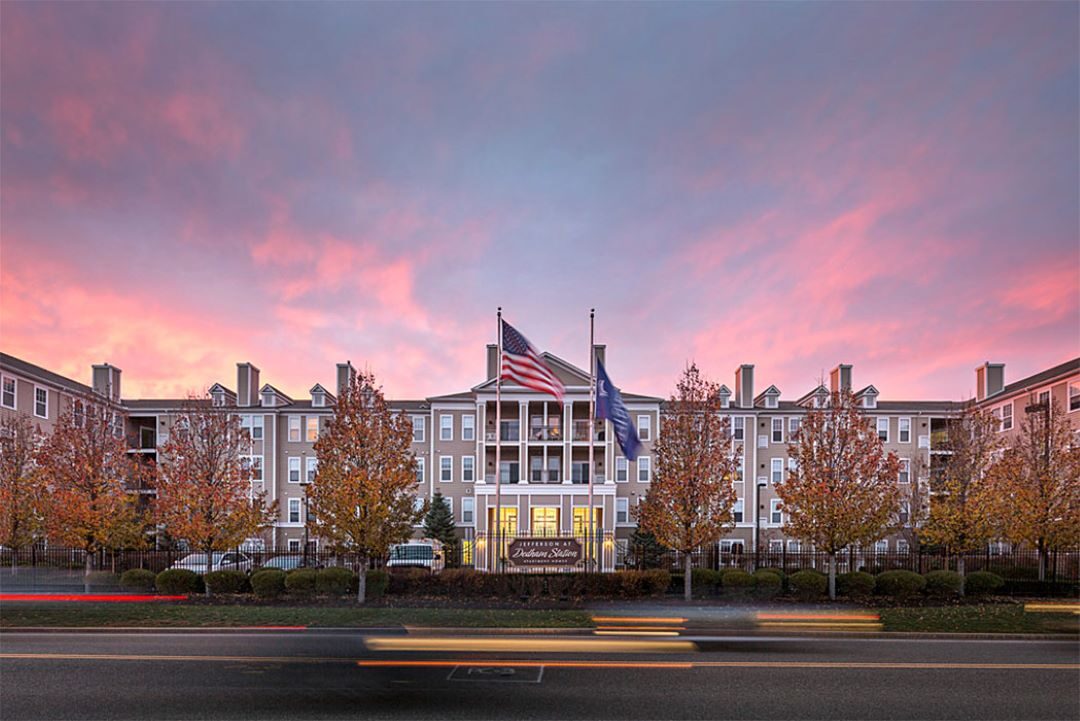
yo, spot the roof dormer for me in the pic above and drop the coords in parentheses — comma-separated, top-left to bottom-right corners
(208, 383, 236, 408)
(259, 383, 293, 408)
(309, 383, 336, 408)
(797, 384, 829, 409)
(855, 385, 880, 409)
(755, 385, 781, 409)
(717, 384, 732, 409)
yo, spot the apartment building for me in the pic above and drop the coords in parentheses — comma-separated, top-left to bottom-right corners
(972, 358, 1080, 441)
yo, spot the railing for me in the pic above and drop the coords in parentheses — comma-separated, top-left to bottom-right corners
(528, 425, 562, 441)
(528, 471, 563, 484)
(571, 420, 605, 442)
(485, 424, 520, 442)
(483, 473, 520, 485)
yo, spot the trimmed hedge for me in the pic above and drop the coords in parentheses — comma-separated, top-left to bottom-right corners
(119, 568, 156, 592)
(789, 570, 827, 600)
(692, 569, 723, 595)
(365, 569, 389, 599)
(837, 571, 876, 598)
(924, 570, 963, 598)
(384, 569, 670, 599)
(86, 571, 119, 588)
(316, 567, 357, 596)
(250, 569, 286, 599)
(285, 568, 318, 595)
(876, 570, 926, 600)
(721, 568, 755, 589)
(963, 571, 1004, 596)
(204, 570, 250, 595)
(155, 569, 202, 595)
(753, 569, 782, 597)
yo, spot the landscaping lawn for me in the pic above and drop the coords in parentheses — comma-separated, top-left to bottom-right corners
(879, 604, 1079, 634)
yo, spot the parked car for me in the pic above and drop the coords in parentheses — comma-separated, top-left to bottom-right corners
(169, 552, 253, 574)
(386, 541, 444, 573)
(258, 555, 308, 572)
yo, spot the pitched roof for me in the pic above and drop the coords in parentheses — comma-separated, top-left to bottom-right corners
(995, 357, 1080, 399)
(0, 352, 94, 395)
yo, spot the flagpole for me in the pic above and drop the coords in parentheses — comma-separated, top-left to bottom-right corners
(587, 308, 596, 572)
(494, 307, 503, 573)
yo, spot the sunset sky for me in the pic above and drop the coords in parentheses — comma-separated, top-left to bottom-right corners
(2, 2, 1077, 402)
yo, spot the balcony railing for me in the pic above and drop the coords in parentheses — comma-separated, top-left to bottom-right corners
(485, 423, 521, 443)
(484, 473, 521, 485)
(528, 424, 563, 441)
(571, 421, 605, 442)
(528, 471, 563, 484)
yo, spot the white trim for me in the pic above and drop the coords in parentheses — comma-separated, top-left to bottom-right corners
(461, 496, 475, 525)
(0, 375, 15, 410)
(33, 385, 48, 419)
(637, 414, 651, 442)
(305, 416, 319, 443)
(771, 417, 783, 444)
(439, 455, 453, 482)
(998, 402, 1013, 432)
(462, 414, 475, 442)
(770, 458, 783, 484)
(287, 456, 301, 484)
(288, 498, 302, 524)
(769, 498, 783, 525)
(439, 414, 454, 441)
(305, 456, 318, 484)
(615, 497, 630, 526)
(288, 415, 301, 442)
(1069, 380, 1080, 413)
(898, 458, 911, 484)
(412, 415, 425, 443)
(415, 456, 425, 485)
(615, 456, 628, 483)
(636, 455, 651, 483)
(461, 454, 475, 483)
(898, 417, 912, 444)
(876, 417, 889, 443)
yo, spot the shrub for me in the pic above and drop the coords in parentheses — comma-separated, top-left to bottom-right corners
(119, 569, 156, 592)
(876, 570, 927, 601)
(641, 569, 671, 596)
(924, 570, 963, 598)
(759, 568, 786, 583)
(204, 570, 250, 595)
(692, 569, 723, 595)
(753, 569, 782, 598)
(316, 567, 357, 596)
(285, 568, 318, 595)
(250, 569, 286, 599)
(86, 571, 119, 588)
(720, 569, 755, 594)
(964, 571, 1005, 596)
(155, 569, 201, 595)
(365, 569, 389, 599)
(837, 571, 876, 598)
(789, 570, 828, 600)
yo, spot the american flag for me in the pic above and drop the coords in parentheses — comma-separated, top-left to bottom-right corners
(500, 320, 565, 403)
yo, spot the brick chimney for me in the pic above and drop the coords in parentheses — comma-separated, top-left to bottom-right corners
(830, 364, 852, 394)
(976, 362, 1005, 401)
(92, 363, 121, 402)
(236, 363, 260, 407)
(735, 364, 754, 409)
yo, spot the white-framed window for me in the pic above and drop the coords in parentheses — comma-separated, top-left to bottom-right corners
(898, 458, 910, 484)
(787, 540, 801, 552)
(412, 416, 425, 443)
(212, 390, 226, 407)
(288, 539, 301, 552)
(440, 455, 453, 482)
(305, 417, 319, 442)
(733, 499, 744, 523)
(241, 455, 263, 481)
(1, 376, 14, 409)
(306, 457, 318, 483)
(862, 394, 877, 409)
(788, 417, 800, 439)
(732, 416, 744, 441)
(637, 415, 652, 442)
(720, 392, 730, 409)
(770, 499, 782, 524)
(765, 394, 778, 409)
(444, 497, 453, 515)
(897, 539, 910, 554)
(615, 457, 628, 483)
(616, 497, 629, 524)
(898, 417, 911, 443)
(461, 455, 475, 483)
(312, 390, 325, 407)
(288, 416, 301, 442)
(999, 403, 1013, 431)
(734, 455, 744, 483)
(288, 498, 301, 524)
(771, 417, 783, 443)
(440, 414, 453, 441)
(788, 457, 797, 478)
(415, 457, 425, 484)
(462, 497, 475, 525)
(1038, 390, 1050, 406)
(875, 539, 888, 553)
(876, 417, 889, 443)
(637, 456, 651, 483)
(413, 496, 425, 517)
(462, 414, 475, 441)
(769, 539, 783, 552)
(247, 415, 264, 441)
(1070, 381, 1080, 412)
(288, 457, 300, 483)
(771, 458, 783, 484)
(33, 386, 47, 419)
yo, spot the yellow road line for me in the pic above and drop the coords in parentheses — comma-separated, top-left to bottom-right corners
(364, 637, 697, 653)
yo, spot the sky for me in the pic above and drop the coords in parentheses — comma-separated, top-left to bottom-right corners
(1, 2, 1077, 403)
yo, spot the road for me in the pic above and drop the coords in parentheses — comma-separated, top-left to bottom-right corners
(1, 630, 1077, 720)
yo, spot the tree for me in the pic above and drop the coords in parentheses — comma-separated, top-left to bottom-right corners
(992, 398, 1080, 581)
(0, 414, 46, 573)
(896, 454, 931, 553)
(635, 364, 740, 601)
(628, 525, 668, 570)
(308, 370, 423, 603)
(36, 395, 145, 592)
(922, 403, 1000, 594)
(776, 389, 902, 599)
(155, 396, 275, 586)
(423, 491, 455, 551)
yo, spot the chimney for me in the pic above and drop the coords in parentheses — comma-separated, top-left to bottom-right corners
(593, 344, 606, 372)
(734, 364, 754, 409)
(236, 363, 260, 407)
(976, 362, 1005, 401)
(487, 344, 498, 380)
(830, 364, 852, 394)
(92, 363, 121, 402)
(336, 361, 356, 396)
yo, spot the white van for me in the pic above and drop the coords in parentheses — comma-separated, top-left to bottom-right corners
(386, 540, 444, 573)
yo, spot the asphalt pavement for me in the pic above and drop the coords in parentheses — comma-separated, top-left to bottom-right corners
(1, 630, 1077, 720)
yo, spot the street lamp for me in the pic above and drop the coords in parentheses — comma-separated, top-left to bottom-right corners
(300, 453, 311, 566)
(755, 480, 767, 571)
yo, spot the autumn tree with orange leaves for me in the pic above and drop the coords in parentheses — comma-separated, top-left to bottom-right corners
(308, 370, 423, 603)
(636, 364, 740, 601)
(776, 389, 901, 599)
(155, 397, 275, 585)
(36, 396, 146, 592)
(0, 414, 47, 573)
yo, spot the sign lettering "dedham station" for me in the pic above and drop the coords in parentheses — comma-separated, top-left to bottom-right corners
(506, 538, 583, 567)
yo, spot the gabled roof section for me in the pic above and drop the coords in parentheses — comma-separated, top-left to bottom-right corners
(309, 383, 336, 403)
(796, 384, 829, 407)
(472, 351, 592, 392)
(259, 383, 293, 405)
(0, 352, 94, 396)
(207, 383, 236, 400)
(854, 385, 879, 398)
(754, 385, 781, 406)
(997, 357, 1080, 398)
(717, 384, 731, 395)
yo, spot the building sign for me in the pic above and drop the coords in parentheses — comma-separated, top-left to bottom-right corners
(506, 538, 583, 567)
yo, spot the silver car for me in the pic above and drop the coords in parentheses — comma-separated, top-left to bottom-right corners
(169, 552, 253, 574)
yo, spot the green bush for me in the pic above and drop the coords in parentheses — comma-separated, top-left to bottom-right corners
(964, 571, 1005, 596)
(758, 568, 786, 583)
(641, 569, 671, 596)
(691, 569, 723, 595)
(753, 569, 782, 597)
(285, 568, 318, 595)
(250, 569, 286, 599)
(876, 570, 927, 600)
(720, 569, 755, 593)
(204, 570, 250, 595)
(789, 570, 828, 600)
(924, 570, 963, 598)
(119, 569, 156, 592)
(837, 571, 876, 598)
(86, 571, 119, 588)
(317, 567, 357, 596)
(155, 569, 201, 595)
(365, 569, 390, 599)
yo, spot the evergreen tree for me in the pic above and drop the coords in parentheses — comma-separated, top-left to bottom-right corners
(423, 491, 457, 548)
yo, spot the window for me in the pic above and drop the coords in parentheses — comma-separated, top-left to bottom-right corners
(1000, 403, 1013, 431)
(461, 415, 475, 441)
(413, 496, 425, 517)
(412, 416, 425, 442)
(765, 394, 778, 409)
(769, 539, 783, 552)
(876, 417, 889, 442)
(547, 456, 561, 483)
(898, 459, 910, 484)
(288, 457, 300, 483)
(1038, 390, 1050, 406)
(288, 416, 301, 442)
(288, 499, 301, 524)
(440, 456, 452, 482)
(616, 498, 629, 524)
(462, 497, 475, 524)
(1070, 382, 1080, 412)
(637, 456, 651, 483)
(637, 415, 651, 442)
(212, 391, 225, 407)
(788, 457, 797, 478)
(899, 418, 911, 444)
(461, 455, 474, 483)
(733, 499, 744, 523)
(250, 456, 263, 481)
(615, 457, 628, 483)
(312, 391, 325, 407)
(770, 499, 782, 524)
(897, 539, 909, 554)
(1, 377, 13, 409)
(250, 415, 264, 440)
(732, 417, 744, 441)
(305, 457, 318, 483)
(788, 417, 800, 439)
(415, 457, 424, 484)
(899, 502, 910, 525)
(771, 418, 783, 443)
(875, 540, 888, 553)
(262, 391, 275, 407)
(862, 394, 877, 409)
(33, 387, 47, 419)
(771, 458, 783, 484)
(734, 455, 744, 483)
(440, 414, 453, 441)
(787, 540, 800, 553)
(305, 417, 319, 443)
(531, 507, 559, 536)
(444, 497, 453, 515)
(288, 539, 301, 552)
(720, 392, 730, 409)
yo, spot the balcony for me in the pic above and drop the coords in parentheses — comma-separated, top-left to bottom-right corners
(485, 421, 521, 443)
(528, 471, 564, 484)
(483, 473, 521, 485)
(571, 420, 605, 442)
(528, 424, 563, 442)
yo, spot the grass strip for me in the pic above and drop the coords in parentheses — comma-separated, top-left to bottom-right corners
(879, 604, 1079, 634)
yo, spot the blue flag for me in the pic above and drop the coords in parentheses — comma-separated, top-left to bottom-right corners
(595, 359, 642, 459)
